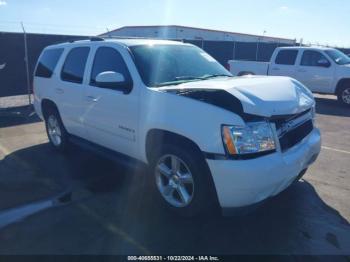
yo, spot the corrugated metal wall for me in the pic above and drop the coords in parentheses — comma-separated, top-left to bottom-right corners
(0, 32, 88, 97)
(106, 26, 296, 45)
(1, 33, 289, 97)
(5, 32, 332, 98)
(184, 40, 291, 64)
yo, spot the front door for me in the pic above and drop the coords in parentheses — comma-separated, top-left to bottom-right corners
(295, 50, 335, 93)
(82, 46, 139, 158)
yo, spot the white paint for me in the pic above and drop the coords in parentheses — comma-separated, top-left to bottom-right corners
(34, 39, 321, 210)
(322, 146, 350, 155)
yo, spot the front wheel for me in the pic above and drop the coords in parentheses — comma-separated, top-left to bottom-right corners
(152, 144, 218, 217)
(337, 86, 350, 107)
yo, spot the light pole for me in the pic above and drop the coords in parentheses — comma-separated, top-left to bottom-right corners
(21, 22, 32, 106)
(256, 30, 266, 61)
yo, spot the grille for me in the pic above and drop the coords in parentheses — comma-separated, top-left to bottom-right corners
(279, 120, 313, 152)
(272, 109, 311, 130)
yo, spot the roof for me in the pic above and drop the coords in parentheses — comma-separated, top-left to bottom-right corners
(103, 25, 295, 42)
(278, 46, 334, 51)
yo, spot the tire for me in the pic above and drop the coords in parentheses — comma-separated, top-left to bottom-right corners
(44, 107, 70, 152)
(151, 143, 218, 217)
(337, 85, 350, 107)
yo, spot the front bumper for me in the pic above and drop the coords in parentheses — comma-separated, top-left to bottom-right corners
(207, 128, 321, 209)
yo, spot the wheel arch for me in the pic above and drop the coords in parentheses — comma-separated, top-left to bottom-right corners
(145, 128, 220, 210)
(336, 78, 350, 94)
(41, 99, 59, 119)
(145, 129, 204, 165)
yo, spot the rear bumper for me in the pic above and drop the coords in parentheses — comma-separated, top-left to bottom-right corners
(207, 128, 321, 209)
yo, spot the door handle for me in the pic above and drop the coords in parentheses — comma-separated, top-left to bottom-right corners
(298, 69, 307, 73)
(86, 95, 98, 102)
(55, 88, 64, 94)
(272, 67, 280, 71)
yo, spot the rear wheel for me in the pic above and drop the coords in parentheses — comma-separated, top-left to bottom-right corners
(337, 86, 350, 107)
(44, 108, 69, 152)
(151, 144, 218, 217)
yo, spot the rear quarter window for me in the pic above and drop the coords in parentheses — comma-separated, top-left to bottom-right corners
(35, 48, 64, 78)
(275, 50, 298, 65)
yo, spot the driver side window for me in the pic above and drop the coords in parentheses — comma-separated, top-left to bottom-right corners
(90, 47, 132, 86)
(301, 50, 330, 67)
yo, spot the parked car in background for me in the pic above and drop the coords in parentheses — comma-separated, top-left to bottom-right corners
(33, 38, 321, 216)
(228, 47, 350, 106)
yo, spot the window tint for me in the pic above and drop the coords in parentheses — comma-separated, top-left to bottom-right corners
(275, 50, 298, 65)
(90, 47, 132, 86)
(35, 48, 63, 78)
(301, 50, 329, 67)
(61, 47, 90, 84)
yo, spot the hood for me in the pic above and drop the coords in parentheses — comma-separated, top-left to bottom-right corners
(157, 76, 315, 118)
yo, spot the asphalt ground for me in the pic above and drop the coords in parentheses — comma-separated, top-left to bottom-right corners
(0, 94, 349, 256)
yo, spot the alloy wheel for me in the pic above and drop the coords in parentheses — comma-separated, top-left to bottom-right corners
(342, 88, 350, 105)
(155, 154, 194, 208)
(47, 115, 62, 146)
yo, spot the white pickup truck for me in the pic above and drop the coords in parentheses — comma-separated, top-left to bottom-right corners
(228, 47, 350, 106)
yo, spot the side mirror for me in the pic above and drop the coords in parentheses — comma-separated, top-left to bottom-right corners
(317, 59, 330, 68)
(95, 71, 132, 93)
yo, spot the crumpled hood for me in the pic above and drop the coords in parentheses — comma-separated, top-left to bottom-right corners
(157, 76, 315, 117)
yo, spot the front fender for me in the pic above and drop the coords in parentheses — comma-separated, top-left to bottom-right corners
(138, 89, 245, 162)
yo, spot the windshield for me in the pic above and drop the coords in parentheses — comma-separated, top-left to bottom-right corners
(325, 49, 350, 65)
(130, 44, 232, 87)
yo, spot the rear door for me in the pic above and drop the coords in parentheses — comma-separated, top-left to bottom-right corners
(82, 45, 139, 158)
(33, 48, 64, 117)
(269, 49, 299, 78)
(55, 46, 91, 139)
(294, 50, 335, 93)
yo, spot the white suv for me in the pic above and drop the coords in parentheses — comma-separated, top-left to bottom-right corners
(33, 38, 321, 216)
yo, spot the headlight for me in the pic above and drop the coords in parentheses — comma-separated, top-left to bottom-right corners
(222, 121, 276, 156)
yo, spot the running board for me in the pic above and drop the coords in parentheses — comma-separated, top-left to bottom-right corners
(68, 135, 145, 170)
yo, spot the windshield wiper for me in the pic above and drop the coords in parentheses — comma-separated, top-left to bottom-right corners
(154, 79, 200, 87)
(154, 74, 232, 87)
(155, 76, 204, 87)
(201, 74, 232, 80)
(174, 76, 204, 81)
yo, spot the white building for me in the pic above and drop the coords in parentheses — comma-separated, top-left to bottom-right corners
(100, 25, 296, 45)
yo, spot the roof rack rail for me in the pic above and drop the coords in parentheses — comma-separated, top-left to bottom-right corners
(90, 37, 105, 41)
(101, 36, 160, 40)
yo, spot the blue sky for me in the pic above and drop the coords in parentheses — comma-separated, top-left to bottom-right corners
(0, 0, 349, 47)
